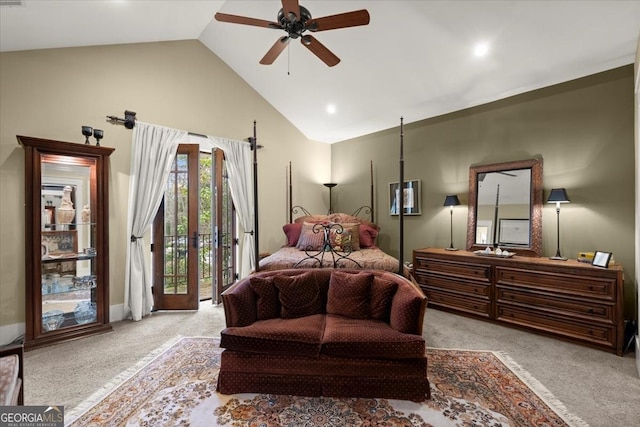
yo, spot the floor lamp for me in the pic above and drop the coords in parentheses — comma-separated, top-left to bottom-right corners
(324, 183, 337, 214)
(444, 195, 461, 251)
(547, 188, 570, 260)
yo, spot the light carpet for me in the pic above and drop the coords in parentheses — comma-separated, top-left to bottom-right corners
(65, 336, 588, 427)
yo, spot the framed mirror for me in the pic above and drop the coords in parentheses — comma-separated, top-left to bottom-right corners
(466, 158, 543, 257)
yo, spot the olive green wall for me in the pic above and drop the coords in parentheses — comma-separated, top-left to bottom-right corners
(0, 40, 330, 342)
(0, 42, 635, 341)
(331, 65, 636, 318)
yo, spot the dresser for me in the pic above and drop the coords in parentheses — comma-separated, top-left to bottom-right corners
(413, 248, 625, 355)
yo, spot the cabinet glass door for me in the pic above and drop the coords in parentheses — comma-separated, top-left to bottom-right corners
(40, 158, 97, 333)
(20, 135, 114, 350)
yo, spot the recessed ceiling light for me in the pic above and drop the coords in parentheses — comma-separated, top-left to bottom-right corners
(473, 42, 489, 57)
(326, 104, 336, 114)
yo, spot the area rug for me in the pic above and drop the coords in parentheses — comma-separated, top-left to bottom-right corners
(65, 336, 588, 427)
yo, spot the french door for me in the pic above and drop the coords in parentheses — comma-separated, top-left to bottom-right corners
(152, 144, 237, 310)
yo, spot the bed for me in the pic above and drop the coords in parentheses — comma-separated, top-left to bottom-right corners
(256, 153, 407, 275)
(258, 212, 402, 273)
(250, 118, 408, 276)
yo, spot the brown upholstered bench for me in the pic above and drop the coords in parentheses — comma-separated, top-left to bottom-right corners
(0, 342, 24, 406)
(217, 268, 430, 401)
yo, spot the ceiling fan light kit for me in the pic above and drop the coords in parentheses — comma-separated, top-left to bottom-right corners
(215, 0, 370, 67)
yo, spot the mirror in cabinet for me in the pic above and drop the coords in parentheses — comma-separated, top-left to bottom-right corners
(19, 135, 114, 350)
(466, 158, 543, 257)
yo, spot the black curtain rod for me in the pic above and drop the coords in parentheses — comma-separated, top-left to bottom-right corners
(106, 110, 137, 129)
(106, 110, 262, 148)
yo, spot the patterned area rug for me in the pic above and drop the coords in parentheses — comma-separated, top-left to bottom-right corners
(65, 337, 588, 427)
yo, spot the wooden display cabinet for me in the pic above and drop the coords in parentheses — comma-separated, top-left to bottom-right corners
(19, 135, 114, 350)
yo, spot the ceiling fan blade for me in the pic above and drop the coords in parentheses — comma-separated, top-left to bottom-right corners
(301, 35, 340, 67)
(260, 36, 290, 65)
(214, 12, 280, 29)
(281, 0, 300, 21)
(306, 10, 370, 32)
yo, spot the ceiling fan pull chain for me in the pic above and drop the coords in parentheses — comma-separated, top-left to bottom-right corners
(287, 42, 290, 75)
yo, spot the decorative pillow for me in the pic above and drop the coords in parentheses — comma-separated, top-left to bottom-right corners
(369, 277, 398, 320)
(390, 289, 424, 334)
(294, 215, 330, 224)
(295, 222, 326, 251)
(329, 223, 361, 251)
(326, 270, 373, 318)
(249, 276, 280, 320)
(273, 272, 322, 319)
(327, 213, 359, 224)
(283, 223, 303, 247)
(359, 223, 379, 248)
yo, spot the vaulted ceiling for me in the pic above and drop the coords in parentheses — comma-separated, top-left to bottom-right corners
(1, 1, 639, 143)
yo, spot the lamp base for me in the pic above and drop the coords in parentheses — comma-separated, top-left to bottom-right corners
(549, 256, 567, 261)
(445, 247, 459, 251)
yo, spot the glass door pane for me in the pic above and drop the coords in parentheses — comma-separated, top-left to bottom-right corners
(41, 160, 96, 332)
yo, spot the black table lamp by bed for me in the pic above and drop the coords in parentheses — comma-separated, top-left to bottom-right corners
(444, 195, 461, 251)
(547, 188, 570, 260)
(324, 183, 337, 214)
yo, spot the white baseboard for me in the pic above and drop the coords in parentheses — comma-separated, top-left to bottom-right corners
(110, 303, 126, 322)
(0, 303, 127, 346)
(0, 322, 25, 346)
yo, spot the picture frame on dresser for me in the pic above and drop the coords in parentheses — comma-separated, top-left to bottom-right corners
(592, 251, 612, 268)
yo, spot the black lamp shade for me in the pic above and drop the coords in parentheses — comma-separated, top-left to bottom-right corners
(443, 195, 461, 207)
(547, 188, 570, 203)
(323, 183, 337, 188)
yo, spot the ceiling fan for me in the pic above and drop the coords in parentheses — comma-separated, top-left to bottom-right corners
(214, 0, 370, 67)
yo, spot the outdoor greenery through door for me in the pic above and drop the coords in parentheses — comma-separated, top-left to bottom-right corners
(152, 144, 237, 310)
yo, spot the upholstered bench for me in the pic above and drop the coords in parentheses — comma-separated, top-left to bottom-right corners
(0, 343, 24, 406)
(217, 268, 430, 401)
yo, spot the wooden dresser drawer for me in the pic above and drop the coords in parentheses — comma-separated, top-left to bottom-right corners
(495, 267, 616, 301)
(425, 289, 491, 317)
(414, 257, 491, 283)
(496, 287, 614, 323)
(497, 305, 615, 351)
(415, 272, 490, 298)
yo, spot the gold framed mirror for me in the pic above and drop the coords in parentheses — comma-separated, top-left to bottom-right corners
(466, 158, 543, 257)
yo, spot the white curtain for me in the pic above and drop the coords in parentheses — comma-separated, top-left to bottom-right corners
(124, 122, 187, 321)
(207, 136, 256, 278)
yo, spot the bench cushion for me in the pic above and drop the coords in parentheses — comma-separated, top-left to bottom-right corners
(0, 354, 20, 406)
(321, 315, 425, 359)
(220, 314, 326, 357)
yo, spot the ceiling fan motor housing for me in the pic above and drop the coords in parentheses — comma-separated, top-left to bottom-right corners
(277, 5, 312, 39)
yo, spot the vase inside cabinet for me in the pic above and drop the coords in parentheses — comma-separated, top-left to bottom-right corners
(19, 135, 114, 350)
